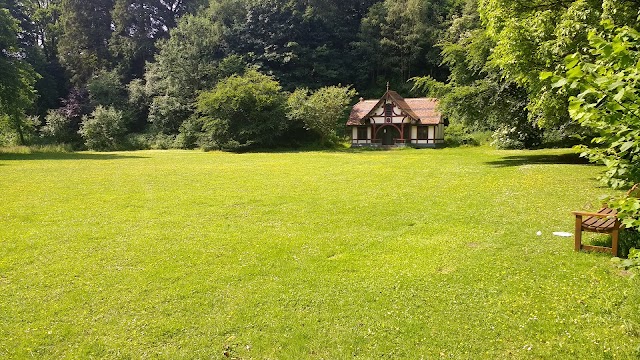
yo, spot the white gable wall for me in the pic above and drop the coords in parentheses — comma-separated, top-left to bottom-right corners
(368, 101, 412, 124)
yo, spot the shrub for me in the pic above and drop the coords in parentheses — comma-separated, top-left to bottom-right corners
(123, 133, 153, 150)
(617, 230, 640, 258)
(0, 113, 41, 146)
(124, 132, 184, 150)
(491, 122, 542, 149)
(127, 79, 150, 133)
(195, 69, 288, 150)
(540, 124, 588, 148)
(78, 106, 127, 151)
(58, 87, 90, 126)
(175, 116, 206, 149)
(471, 131, 493, 145)
(611, 248, 640, 278)
(148, 95, 192, 135)
(287, 86, 357, 145)
(41, 110, 82, 145)
(444, 123, 480, 147)
(607, 190, 640, 235)
(150, 133, 178, 150)
(0, 143, 72, 154)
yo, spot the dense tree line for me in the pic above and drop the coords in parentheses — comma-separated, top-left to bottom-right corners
(413, 0, 640, 148)
(0, 0, 455, 149)
(1, 0, 639, 154)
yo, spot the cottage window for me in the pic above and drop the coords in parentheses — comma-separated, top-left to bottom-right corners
(417, 126, 430, 140)
(357, 127, 368, 140)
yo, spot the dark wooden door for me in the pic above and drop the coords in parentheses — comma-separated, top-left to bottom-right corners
(382, 127, 399, 145)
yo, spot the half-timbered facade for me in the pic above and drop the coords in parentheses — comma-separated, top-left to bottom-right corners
(346, 89, 445, 148)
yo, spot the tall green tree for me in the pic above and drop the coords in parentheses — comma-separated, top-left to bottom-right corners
(110, 0, 206, 79)
(219, 0, 380, 90)
(356, 0, 450, 93)
(479, 0, 640, 130)
(7, 0, 61, 61)
(552, 21, 640, 188)
(5, 0, 67, 115)
(0, 4, 38, 145)
(552, 21, 640, 230)
(413, 0, 540, 149)
(58, 0, 114, 85)
(144, 13, 229, 133)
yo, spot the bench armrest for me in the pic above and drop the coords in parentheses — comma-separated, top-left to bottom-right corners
(572, 211, 617, 218)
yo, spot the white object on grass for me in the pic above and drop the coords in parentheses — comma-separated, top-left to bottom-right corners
(536, 231, 542, 236)
(552, 231, 573, 237)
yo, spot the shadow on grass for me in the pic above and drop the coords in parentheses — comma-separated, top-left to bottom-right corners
(246, 148, 396, 154)
(486, 153, 591, 167)
(234, 146, 365, 154)
(240, 145, 444, 154)
(589, 235, 612, 248)
(0, 152, 148, 161)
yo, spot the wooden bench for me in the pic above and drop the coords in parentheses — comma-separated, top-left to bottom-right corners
(573, 184, 639, 256)
(572, 207, 620, 256)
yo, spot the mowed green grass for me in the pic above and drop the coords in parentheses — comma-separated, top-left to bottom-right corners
(1, 147, 639, 359)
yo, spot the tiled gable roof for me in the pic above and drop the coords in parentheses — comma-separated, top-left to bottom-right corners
(404, 98, 441, 125)
(348, 100, 378, 125)
(347, 91, 441, 125)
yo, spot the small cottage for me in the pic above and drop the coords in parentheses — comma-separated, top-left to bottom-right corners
(346, 89, 445, 147)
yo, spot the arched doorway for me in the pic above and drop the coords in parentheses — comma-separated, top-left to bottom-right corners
(380, 126, 400, 145)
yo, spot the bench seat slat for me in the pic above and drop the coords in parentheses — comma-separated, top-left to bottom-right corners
(582, 218, 616, 230)
(581, 208, 618, 231)
(599, 207, 617, 215)
(583, 216, 600, 226)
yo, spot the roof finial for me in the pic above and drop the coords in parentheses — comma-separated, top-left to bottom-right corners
(386, 82, 390, 91)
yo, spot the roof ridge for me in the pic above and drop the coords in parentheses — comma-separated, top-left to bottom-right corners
(386, 91, 419, 120)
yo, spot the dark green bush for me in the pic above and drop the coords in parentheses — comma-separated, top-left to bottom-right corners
(618, 230, 640, 258)
(444, 123, 479, 146)
(175, 116, 206, 149)
(79, 106, 127, 151)
(41, 110, 82, 146)
(195, 69, 288, 150)
(0, 114, 40, 146)
(148, 95, 192, 135)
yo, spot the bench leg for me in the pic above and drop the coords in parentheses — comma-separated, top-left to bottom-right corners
(611, 225, 619, 257)
(574, 215, 583, 252)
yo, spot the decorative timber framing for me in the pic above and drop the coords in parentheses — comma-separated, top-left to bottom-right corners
(346, 87, 445, 148)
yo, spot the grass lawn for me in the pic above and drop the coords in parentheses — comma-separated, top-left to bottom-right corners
(1, 147, 639, 358)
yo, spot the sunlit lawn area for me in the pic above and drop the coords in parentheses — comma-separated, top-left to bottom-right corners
(1, 147, 639, 358)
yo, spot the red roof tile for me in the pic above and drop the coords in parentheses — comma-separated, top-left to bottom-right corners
(347, 100, 378, 125)
(405, 98, 441, 125)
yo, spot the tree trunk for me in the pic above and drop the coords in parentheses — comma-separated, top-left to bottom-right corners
(12, 115, 26, 145)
